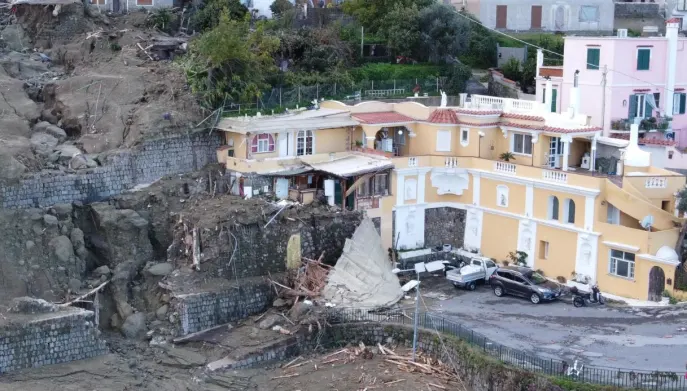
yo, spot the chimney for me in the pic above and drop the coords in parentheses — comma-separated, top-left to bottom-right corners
(536, 49, 544, 80)
(569, 70, 580, 117)
(624, 123, 651, 168)
(665, 19, 680, 116)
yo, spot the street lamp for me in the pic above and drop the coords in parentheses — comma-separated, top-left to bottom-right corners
(393, 260, 446, 361)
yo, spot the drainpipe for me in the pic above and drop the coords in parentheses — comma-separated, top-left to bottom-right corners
(544, 77, 553, 113)
(665, 19, 679, 117)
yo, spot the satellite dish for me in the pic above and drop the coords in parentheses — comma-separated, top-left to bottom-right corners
(639, 215, 654, 231)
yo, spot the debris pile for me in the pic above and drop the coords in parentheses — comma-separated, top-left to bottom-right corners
(136, 36, 188, 61)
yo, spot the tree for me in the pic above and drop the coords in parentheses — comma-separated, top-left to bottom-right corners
(191, 0, 248, 32)
(270, 0, 294, 17)
(501, 57, 521, 83)
(341, 0, 433, 33)
(382, 4, 421, 57)
(182, 13, 280, 108)
(417, 4, 472, 63)
(442, 62, 472, 95)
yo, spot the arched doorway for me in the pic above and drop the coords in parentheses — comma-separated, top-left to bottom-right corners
(648, 266, 666, 302)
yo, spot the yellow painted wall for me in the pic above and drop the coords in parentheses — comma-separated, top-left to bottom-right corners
(479, 128, 499, 160)
(480, 212, 519, 262)
(481, 178, 526, 215)
(596, 246, 676, 300)
(409, 123, 459, 156)
(532, 188, 586, 229)
(224, 132, 248, 159)
(313, 127, 349, 154)
(423, 173, 473, 205)
(534, 225, 578, 279)
(247, 132, 280, 159)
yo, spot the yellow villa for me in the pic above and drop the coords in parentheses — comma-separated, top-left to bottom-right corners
(215, 89, 687, 302)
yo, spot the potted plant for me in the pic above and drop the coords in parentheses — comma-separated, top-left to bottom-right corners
(499, 152, 515, 162)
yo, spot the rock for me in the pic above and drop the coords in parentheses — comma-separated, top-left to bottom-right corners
(100, 274, 108, 282)
(9, 297, 57, 314)
(43, 214, 58, 226)
(0, 155, 26, 180)
(258, 314, 282, 330)
(93, 265, 111, 276)
(121, 313, 147, 339)
(0, 24, 30, 52)
(25, 240, 35, 250)
(68, 278, 82, 292)
(160, 347, 207, 369)
(70, 227, 85, 249)
(48, 150, 60, 163)
(156, 304, 169, 320)
(30, 132, 58, 156)
(146, 262, 173, 276)
(273, 298, 288, 307)
(48, 235, 74, 263)
(69, 154, 98, 170)
(41, 109, 59, 125)
(52, 203, 73, 219)
(34, 121, 67, 142)
(55, 144, 83, 162)
(168, 312, 178, 324)
(111, 313, 122, 329)
(160, 293, 170, 303)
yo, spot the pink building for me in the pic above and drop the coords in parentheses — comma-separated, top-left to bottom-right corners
(536, 20, 687, 171)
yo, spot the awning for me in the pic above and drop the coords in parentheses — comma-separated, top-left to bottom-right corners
(307, 154, 393, 178)
(344, 172, 375, 197)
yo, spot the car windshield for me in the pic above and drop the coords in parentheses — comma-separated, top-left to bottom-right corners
(527, 272, 547, 285)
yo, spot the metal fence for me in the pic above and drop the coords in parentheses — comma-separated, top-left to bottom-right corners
(221, 78, 447, 116)
(330, 308, 687, 390)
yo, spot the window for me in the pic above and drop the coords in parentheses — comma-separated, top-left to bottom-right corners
(296, 130, 313, 156)
(609, 249, 635, 279)
(512, 275, 527, 284)
(460, 128, 469, 146)
(637, 48, 651, 71)
(436, 130, 451, 152)
(373, 173, 389, 195)
(586, 47, 600, 70)
(673, 93, 686, 115)
(678, 0, 687, 11)
(606, 203, 620, 225)
(669, 150, 674, 159)
(539, 240, 549, 259)
(654, 93, 661, 108)
(227, 149, 235, 157)
(579, 6, 599, 22)
(251, 133, 275, 154)
(548, 196, 559, 220)
(512, 133, 533, 155)
(629, 94, 651, 119)
(485, 260, 496, 268)
(563, 198, 576, 224)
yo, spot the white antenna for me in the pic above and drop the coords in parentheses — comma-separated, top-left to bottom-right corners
(639, 215, 654, 231)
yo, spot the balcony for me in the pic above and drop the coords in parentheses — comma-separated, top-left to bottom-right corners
(464, 95, 544, 114)
(610, 116, 672, 133)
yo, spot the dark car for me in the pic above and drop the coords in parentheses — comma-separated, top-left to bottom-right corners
(489, 266, 562, 304)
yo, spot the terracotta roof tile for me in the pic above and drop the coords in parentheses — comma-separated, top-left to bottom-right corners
(352, 112, 413, 124)
(458, 121, 501, 127)
(455, 109, 502, 116)
(667, 17, 682, 24)
(501, 113, 545, 121)
(428, 109, 459, 124)
(501, 122, 602, 134)
(611, 134, 676, 146)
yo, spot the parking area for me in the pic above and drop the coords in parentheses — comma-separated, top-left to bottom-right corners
(418, 276, 687, 372)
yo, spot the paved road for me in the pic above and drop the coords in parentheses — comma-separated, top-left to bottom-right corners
(420, 277, 687, 372)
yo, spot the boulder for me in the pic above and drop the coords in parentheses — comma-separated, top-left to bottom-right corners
(146, 262, 173, 277)
(43, 214, 58, 226)
(0, 154, 26, 180)
(41, 109, 59, 125)
(121, 312, 147, 340)
(55, 144, 83, 162)
(93, 265, 111, 276)
(111, 313, 122, 329)
(257, 314, 282, 330)
(52, 203, 73, 219)
(156, 304, 168, 320)
(48, 235, 74, 263)
(34, 121, 67, 142)
(160, 347, 207, 369)
(0, 24, 30, 52)
(30, 132, 58, 156)
(69, 154, 98, 169)
(68, 278, 81, 292)
(9, 297, 57, 314)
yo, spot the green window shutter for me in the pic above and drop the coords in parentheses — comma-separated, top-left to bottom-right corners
(628, 95, 637, 119)
(637, 49, 650, 70)
(587, 48, 600, 70)
(680, 93, 686, 114)
(644, 99, 652, 118)
(551, 89, 558, 112)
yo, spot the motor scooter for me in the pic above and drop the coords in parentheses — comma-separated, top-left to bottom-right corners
(570, 284, 604, 307)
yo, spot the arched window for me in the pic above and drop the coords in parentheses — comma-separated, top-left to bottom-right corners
(251, 133, 275, 154)
(564, 199, 576, 224)
(548, 196, 559, 220)
(297, 130, 314, 156)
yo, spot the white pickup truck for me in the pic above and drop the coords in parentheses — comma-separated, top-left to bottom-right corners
(446, 258, 498, 290)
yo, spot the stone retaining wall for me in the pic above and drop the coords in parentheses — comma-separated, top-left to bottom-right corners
(1, 132, 222, 209)
(175, 279, 275, 335)
(424, 207, 466, 250)
(615, 2, 660, 18)
(0, 309, 107, 374)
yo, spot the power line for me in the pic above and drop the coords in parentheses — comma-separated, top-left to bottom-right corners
(452, 10, 680, 95)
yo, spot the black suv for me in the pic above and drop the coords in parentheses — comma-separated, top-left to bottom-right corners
(489, 266, 562, 304)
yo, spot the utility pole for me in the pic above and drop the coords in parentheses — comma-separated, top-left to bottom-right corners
(600, 65, 608, 130)
(360, 26, 364, 57)
(412, 269, 420, 361)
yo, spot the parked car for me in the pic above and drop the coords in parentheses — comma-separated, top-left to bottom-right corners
(489, 266, 562, 304)
(446, 258, 498, 290)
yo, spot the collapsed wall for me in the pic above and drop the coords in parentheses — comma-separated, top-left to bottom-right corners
(0, 307, 107, 374)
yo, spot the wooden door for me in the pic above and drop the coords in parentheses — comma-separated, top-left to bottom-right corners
(531, 6, 542, 29)
(496, 5, 507, 29)
(648, 266, 665, 302)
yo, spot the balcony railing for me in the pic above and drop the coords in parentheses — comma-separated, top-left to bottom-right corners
(494, 161, 516, 174)
(542, 170, 568, 183)
(466, 95, 541, 114)
(610, 116, 672, 133)
(645, 177, 667, 188)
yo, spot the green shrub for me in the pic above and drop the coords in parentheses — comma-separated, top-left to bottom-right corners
(349, 63, 447, 81)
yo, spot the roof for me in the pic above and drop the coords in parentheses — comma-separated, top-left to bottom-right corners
(306, 154, 393, 177)
(538, 66, 563, 78)
(501, 113, 545, 121)
(216, 108, 358, 134)
(11, 0, 79, 4)
(352, 112, 414, 124)
(597, 136, 629, 148)
(501, 122, 602, 134)
(611, 134, 676, 147)
(428, 109, 459, 124)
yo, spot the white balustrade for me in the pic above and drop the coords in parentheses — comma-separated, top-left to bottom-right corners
(494, 161, 516, 175)
(444, 157, 458, 168)
(467, 95, 538, 114)
(408, 157, 418, 167)
(542, 170, 568, 183)
(645, 177, 667, 189)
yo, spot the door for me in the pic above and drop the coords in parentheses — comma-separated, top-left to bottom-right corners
(334, 181, 343, 206)
(510, 274, 531, 297)
(345, 178, 355, 210)
(548, 137, 563, 168)
(550, 88, 558, 112)
(275, 178, 289, 200)
(531, 6, 542, 29)
(496, 5, 507, 29)
(112, 0, 120, 12)
(648, 266, 666, 302)
(278, 133, 288, 157)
